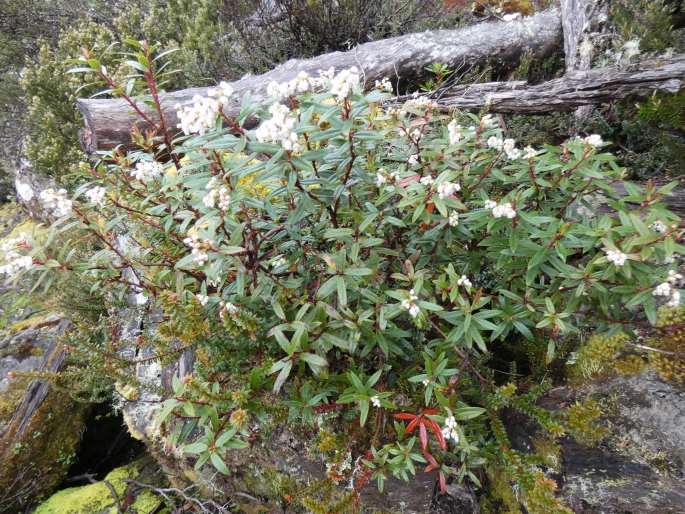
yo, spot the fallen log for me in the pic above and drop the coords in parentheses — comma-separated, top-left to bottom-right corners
(77, 8, 562, 153)
(436, 55, 685, 113)
(560, 0, 610, 122)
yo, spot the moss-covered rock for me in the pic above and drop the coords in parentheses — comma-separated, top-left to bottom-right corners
(34, 459, 164, 514)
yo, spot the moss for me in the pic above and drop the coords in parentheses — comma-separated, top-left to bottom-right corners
(0, 344, 90, 511)
(479, 466, 520, 514)
(649, 306, 685, 384)
(34, 460, 162, 514)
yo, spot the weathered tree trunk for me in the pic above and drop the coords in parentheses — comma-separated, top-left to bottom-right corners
(435, 55, 685, 113)
(77, 8, 562, 153)
(561, 0, 610, 123)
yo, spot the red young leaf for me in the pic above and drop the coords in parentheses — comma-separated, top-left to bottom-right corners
(425, 419, 447, 450)
(438, 471, 447, 493)
(406, 416, 419, 433)
(393, 412, 416, 421)
(419, 421, 428, 451)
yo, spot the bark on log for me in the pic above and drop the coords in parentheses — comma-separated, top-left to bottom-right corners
(435, 55, 685, 113)
(561, 0, 610, 123)
(77, 8, 562, 153)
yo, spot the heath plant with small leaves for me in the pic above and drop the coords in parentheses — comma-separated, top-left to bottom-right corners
(6, 41, 685, 501)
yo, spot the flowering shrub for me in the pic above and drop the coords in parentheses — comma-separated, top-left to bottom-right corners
(5, 43, 684, 505)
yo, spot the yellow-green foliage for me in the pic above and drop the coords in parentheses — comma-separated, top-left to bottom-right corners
(34, 461, 162, 514)
(479, 466, 521, 514)
(650, 306, 685, 384)
(532, 433, 561, 472)
(22, 21, 118, 183)
(569, 333, 633, 382)
(523, 471, 573, 514)
(565, 399, 608, 446)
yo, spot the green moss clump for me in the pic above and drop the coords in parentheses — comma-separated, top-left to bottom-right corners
(34, 460, 162, 514)
(565, 399, 608, 446)
(0, 359, 90, 511)
(650, 306, 685, 384)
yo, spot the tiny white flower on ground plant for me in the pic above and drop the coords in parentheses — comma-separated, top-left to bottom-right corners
(255, 103, 301, 152)
(401, 289, 420, 318)
(132, 161, 163, 182)
(196, 294, 209, 306)
(457, 275, 472, 288)
(582, 134, 604, 147)
(605, 249, 627, 266)
(374, 77, 393, 93)
(523, 146, 538, 159)
(667, 290, 681, 307)
(329, 67, 361, 101)
(437, 181, 460, 199)
(492, 202, 516, 219)
(480, 114, 498, 129)
(219, 301, 239, 319)
(650, 220, 667, 233)
(668, 270, 683, 283)
(484, 200, 497, 209)
(420, 175, 434, 187)
(85, 186, 106, 207)
(370, 395, 381, 408)
(653, 282, 672, 297)
(447, 120, 464, 145)
(407, 154, 419, 166)
(441, 416, 460, 443)
(487, 136, 503, 151)
(503, 138, 521, 160)
(448, 211, 459, 227)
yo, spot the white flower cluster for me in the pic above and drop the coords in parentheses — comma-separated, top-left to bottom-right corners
(255, 103, 301, 152)
(457, 275, 472, 288)
(485, 199, 516, 219)
(650, 220, 667, 233)
(487, 137, 521, 160)
(39, 188, 72, 217)
(219, 300, 239, 320)
(375, 167, 400, 187)
(523, 146, 538, 159)
(132, 160, 163, 182)
(407, 154, 419, 166)
(370, 395, 381, 408)
(420, 175, 434, 187)
(653, 270, 683, 307)
(401, 289, 420, 318)
(85, 186, 107, 207)
(441, 415, 460, 443)
(202, 178, 230, 210)
(374, 77, 393, 93)
(267, 71, 317, 99)
(330, 66, 361, 101)
(0, 236, 33, 276)
(437, 181, 460, 199)
(402, 92, 438, 112)
(480, 114, 498, 129)
(175, 81, 233, 135)
(183, 234, 213, 266)
(196, 293, 210, 306)
(447, 120, 465, 145)
(605, 249, 627, 267)
(448, 211, 459, 227)
(582, 134, 604, 147)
